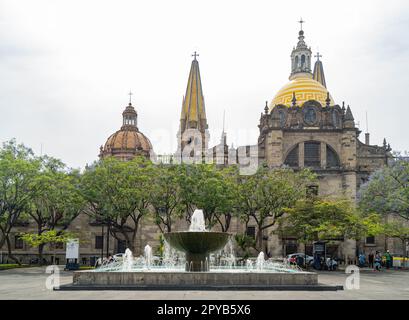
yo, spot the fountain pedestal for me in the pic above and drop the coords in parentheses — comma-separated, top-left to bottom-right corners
(164, 231, 230, 272)
(186, 253, 209, 272)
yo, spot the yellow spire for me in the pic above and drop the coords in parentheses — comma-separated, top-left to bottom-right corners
(180, 52, 207, 131)
(313, 52, 327, 88)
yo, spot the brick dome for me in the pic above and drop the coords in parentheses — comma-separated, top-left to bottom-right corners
(99, 102, 153, 160)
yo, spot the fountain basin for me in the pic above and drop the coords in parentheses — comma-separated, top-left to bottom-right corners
(71, 270, 320, 289)
(164, 231, 230, 272)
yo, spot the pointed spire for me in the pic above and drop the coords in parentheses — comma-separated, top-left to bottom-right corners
(345, 105, 354, 121)
(221, 110, 227, 145)
(180, 53, 207, 131)
(264, 101, 269, 114)
(313, 52, 327, 88)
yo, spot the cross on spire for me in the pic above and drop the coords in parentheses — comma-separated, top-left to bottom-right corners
(128, 91, 133, 104)
(192, 51, 199, 60)
(298, 18, 305, 30)
(315, 52, 322, 61)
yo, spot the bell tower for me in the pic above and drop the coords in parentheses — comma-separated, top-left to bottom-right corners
(176, 52, 210, 162)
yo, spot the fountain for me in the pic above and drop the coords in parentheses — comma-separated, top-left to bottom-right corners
(144, 245, 153, 269)
(59, 209, 343, 291)
(164, 210, 230, 271)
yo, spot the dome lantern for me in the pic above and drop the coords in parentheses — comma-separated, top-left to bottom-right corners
(99, 95, 153, 160)
(290, 19, 313, 80)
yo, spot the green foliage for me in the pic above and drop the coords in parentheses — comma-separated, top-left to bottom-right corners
(0, 140, 42, 263)
(383, 222, 409, 242)
(156, 234, 165, 258)
(148, 164, 184, 233)
(237, 166, 316, 250)
(234, 234, 256, 259)
(27, 155, 85, 234)
(0, 264, 30, 270)
(359, 160, 409, 221)
(20, 230, 75, 248)
(279, 198, 383, 242)
(81, 156, 153, 250)
(177, 164, 240, 231)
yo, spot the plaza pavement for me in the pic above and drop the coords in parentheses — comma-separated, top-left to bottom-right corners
(0, 266, 408, 300)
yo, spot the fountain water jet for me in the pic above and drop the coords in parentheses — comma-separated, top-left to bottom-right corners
(164, 210, 230, 272)
(144, 245, 153, 269)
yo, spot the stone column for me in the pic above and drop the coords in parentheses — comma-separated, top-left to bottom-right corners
(320, 142, 327, 169)
(299, 142, 304, 168)
(266, 130, 283, 167)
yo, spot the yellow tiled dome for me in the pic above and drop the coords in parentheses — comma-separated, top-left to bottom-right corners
(271, 75, 334, 109)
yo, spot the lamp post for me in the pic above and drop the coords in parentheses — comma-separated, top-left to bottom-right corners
(106, 222, 110, 258)
(101, 224, 104, 260)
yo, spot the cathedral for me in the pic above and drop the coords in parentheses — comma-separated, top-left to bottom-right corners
(3, 24, 397, 264)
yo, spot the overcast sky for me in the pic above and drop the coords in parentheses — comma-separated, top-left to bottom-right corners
(1, 0, 409, 169)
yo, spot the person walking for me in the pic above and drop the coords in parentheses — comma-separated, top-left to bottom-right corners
(385, 250, 392, 269)
(374, 251, 382, 271)
(368, 251, 374, 269)
(359, 253, 366, 268)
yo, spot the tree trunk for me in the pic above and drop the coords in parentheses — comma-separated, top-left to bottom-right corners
(0, 234, 5, 249)
(256, 225, 263, 253)
(38, 243, 45, 266)
(5, 235, 20, 265)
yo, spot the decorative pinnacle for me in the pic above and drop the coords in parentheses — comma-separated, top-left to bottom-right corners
(326, 92, 331, 107)
(128, 91, 133, 104)
(291, 92, 297, 107)
(264, 101, 269, 114)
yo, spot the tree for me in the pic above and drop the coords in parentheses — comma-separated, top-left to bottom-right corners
(26, 155, 85, 264)
(234, 233, 256, 260)
(383, 222, 409, 266)
(359, 160, 409, 256)
(81, 156, 152, 252)
(177, 164, 238, 231)
(237, 166, 315, 252)
(279, 198, 383, 244)
(0, 140, 41, 264)
(148, 164, 183, 233)
(20, 230, 75, 264)
(359, 160, 409, 222)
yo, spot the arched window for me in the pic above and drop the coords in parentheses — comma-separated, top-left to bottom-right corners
(301, 55, 306, 68)
(304, 142, 320, 167)
(295, 56, 299, 68)
(284, 145, 299, 167)
(332, 110, 340, 128)
(326, 145, 340, 168)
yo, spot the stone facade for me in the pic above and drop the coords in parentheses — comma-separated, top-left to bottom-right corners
(1, 28, 403, 265)
(255, 99, 393, 261)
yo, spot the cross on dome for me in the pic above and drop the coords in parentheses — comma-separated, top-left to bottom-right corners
(128, 91, 133, 104)
(298, 18, 305, 30)
(192, 51, 199, 60)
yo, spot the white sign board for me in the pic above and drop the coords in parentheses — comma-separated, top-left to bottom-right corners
(65, 239, 79, 259)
